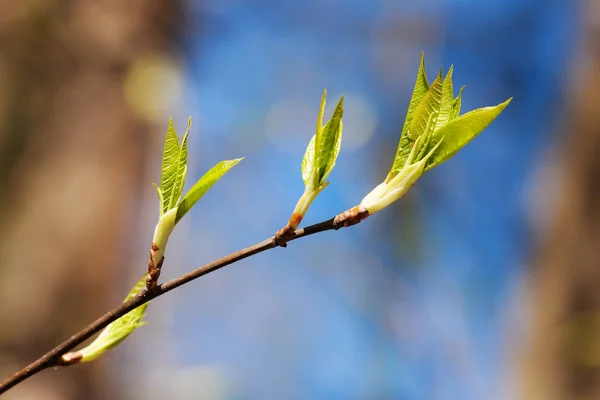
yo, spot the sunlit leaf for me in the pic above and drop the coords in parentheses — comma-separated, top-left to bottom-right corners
(301, 134, 316, 185)
(175, 158, 243, 224)
(315, 89, 327, 140)
(315, 96, 344, 184)
(78, 276, 149, 362)
(169, 118, 191, 209)
(160, 117, 181, 214)
(434, 66, 454, 131)
(387, 53, 430, 182)
(409, 68, 443, 141)
(323, 119, 343, 182)
(302, 94, 344, 190)
(389, 64, 444, 183)
(425, 98, 512, 171)
(451, 86, 465, 120)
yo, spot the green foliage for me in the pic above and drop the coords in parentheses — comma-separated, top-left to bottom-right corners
(301, 134, 316, 184)
(363, 53, 511, 214)
(160, 118, 182, 215)
(284, 90, 345, 229)
(78, 276, 149, 362)
(387, 55, 510, 185)
(80, 118, 243, 363)
(154, 118, 242, 224)
(62, 54, 511, 366)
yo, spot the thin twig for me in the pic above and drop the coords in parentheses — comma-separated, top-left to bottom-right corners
(0, 213, 363, 395)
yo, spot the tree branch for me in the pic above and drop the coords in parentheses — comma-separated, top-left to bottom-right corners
(0, 212, 365, 395)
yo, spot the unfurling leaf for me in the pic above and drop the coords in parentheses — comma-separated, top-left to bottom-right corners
(301, 134, 316, 185)
(424, 98, 512, 171)
(387, 53, 430, 182)
(281, 91, 344, 232)
(302, 91, 344, 190)
(175, 158, 243, 224)
(435, 66, 455, 131)
(315, 96, 344, 185)
(71, 276, 150, 363)
(358, 53, 511, 215)
(409, 68, 443, 143)
(451, 85, 465, 120)
(148, 117, 242, 286)
(168, 118, 191, 209)
(160, 117, 181, 215)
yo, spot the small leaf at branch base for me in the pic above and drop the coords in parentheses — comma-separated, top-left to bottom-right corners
(395, 53, 430, 158)
(425, 98, 512, 171)
(175, 158, 244, 224)
(74, 276, 150, 363)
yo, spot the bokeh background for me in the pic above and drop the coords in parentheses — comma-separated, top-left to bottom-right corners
(0, 0, 598, 399)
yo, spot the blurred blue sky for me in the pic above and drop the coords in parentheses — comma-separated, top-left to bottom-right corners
(131, 1, 580, 399)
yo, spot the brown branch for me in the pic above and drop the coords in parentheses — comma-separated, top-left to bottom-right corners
(0, 211, 368, 395)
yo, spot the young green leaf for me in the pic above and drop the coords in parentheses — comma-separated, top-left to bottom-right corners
(388, 66, 443, 183)
(315, 96, 344, 184)
(315, 89, 327, 140)
(451, 86, 465, 120)
(168, 118, 191, 209)
(301, 133, 316, 185)
(434, 66, 454, 131)
(301, 94, 344, 190)
(175, 158, 243, 224)
(387, 53, 430, 182)
(409, 68, 443, 141)
(277, 92, 344, 236)
(424, 98, 512, 171)
(74, 276, 150, 363)
(160, 117, 182, 214)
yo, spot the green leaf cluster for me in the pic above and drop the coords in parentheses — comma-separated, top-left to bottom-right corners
(360, 53, 511, 214)
(386, 53, 511, 183)
(64, 54, 512, 364)
(280, 90, 345, 230)
(75, 117, 243, 362)
(153, 117, 243, 225)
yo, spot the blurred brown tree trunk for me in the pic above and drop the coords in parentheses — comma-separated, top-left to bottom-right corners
(519, 1, 600, 399)
(0, 1, 179, 399)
